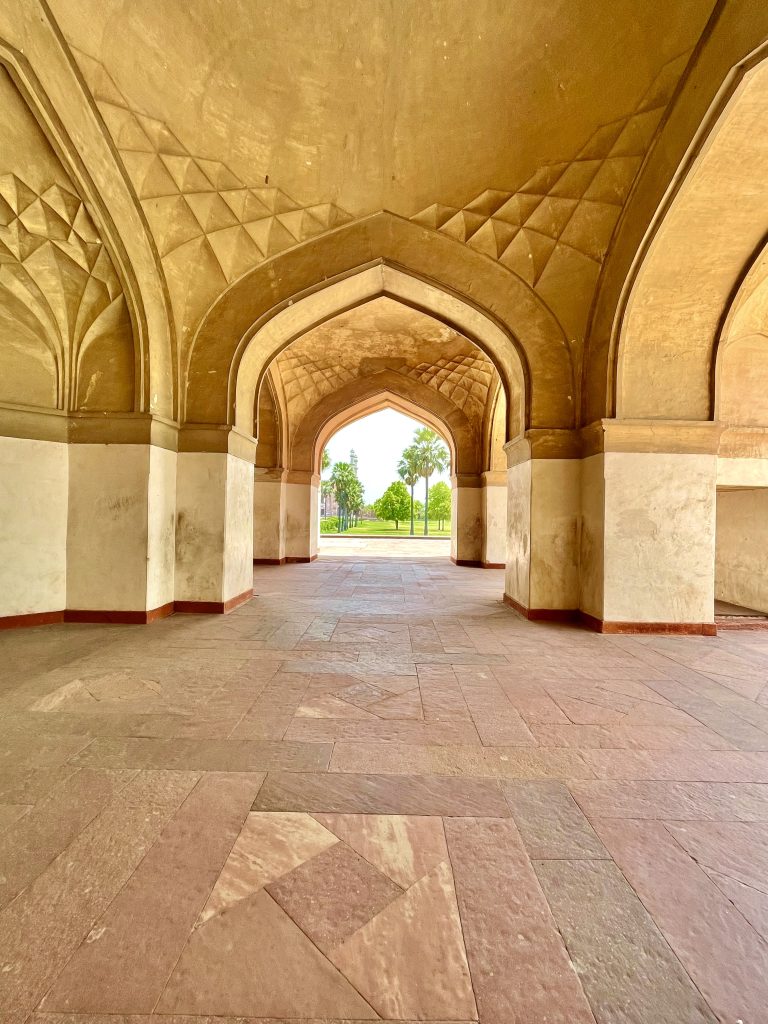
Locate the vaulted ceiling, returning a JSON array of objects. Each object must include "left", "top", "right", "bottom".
[
  {"left": 4, "top": 0, "right": 745, "bottom": 434},
  {"left": 272, "top": 298, "right": 497, "bottom": 427},
  {"left": 50, "top": 0, "right": 715, "bottom": 219}
]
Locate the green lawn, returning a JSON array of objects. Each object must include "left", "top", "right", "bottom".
[{"left": 323, "top": 519, "right": 451, "bottom": 537}]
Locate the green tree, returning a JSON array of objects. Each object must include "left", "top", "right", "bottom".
[
  {"left": 397, "top": 445, "right": 422, "bottom": 536},
  {"left": 320, "top": 477, "right": 334, "bottom": 519},
  {"left": 330, "top": 461, "right": 357, "bottom": 531},
  {"left": 414, "top": 499, "right": 425, "bottom": 521},
  {"left": 412, "top": 428, "right": 449, "bottom": 535},
  {"left": 321, "top": 448, "right": 331, "bottom": 474},
  {"left": 374, "top": 481, "right": 411, "bottom": 530},
  {"left": 429, "top": 480, "right": 452, "bottom": 529},
  {"left": 347, "top": 476, "right": 365, "bottom": 527}
]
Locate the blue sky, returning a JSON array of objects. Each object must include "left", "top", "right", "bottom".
[{"left": 323, "top": 409, "right": 452, "bottom": 503}]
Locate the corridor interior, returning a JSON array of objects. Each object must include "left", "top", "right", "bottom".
[
  {"left": 1, "top": 548, "right": 768, "bottom": 1023},
  {"left": 2, "top": 1, "right": 768, "bottom": 1018}
]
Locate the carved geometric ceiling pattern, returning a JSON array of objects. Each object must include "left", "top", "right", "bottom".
[
  {"left": 277, "top": 347, "right": 494, "bottom": 428},
  {"left": 277, "top": 354, "right": 359, "bottom": 416},
  {"left": 72, "top": 49, "right": 352, "bottom": 338},
  {"left": 70, "top": 46, "right": 687, "bottom": 354},
  {"left": 274, "top": 300, "right": 497, "bottom": 428},
  {"left": 411, "top": 55, "right": 687, "bottom": 288},
  {"left": 0, "top": 173, "right": 127, "bottom": 409},
  {"left": 404, "top": 353, "right": 494, "bottom": 414}
]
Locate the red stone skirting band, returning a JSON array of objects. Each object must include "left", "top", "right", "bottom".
[
  {"left": 0, "top": 609, "right": 66, "bottom": 630},
  {"left": 503, "top": 594, "right": 718, "bottom": 635},
  {"left": 253, "top": 561, "right": 319, "bottom": 569},
  {"left": 253, "top": 556, "right": 318, "bottom": 564},
  {"left": 502, "top": 594, "right": 575, "bottom": 622},
  {"left": 451, "top": 557, "right": 504, "bottom": 569},
  {"left": 0, "top": 590, "right": 254, "bottom": 630}
]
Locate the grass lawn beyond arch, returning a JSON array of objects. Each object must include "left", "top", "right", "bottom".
[{"left": 322, "top": 519, "right": 451, "bottom": 537}]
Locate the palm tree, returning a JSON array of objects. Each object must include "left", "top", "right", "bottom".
[
  {"left": 398, "top": 445, "right": 421, "bottom": 536},
  {"left": 321, "top": 448, "right": 331, "bottom": 473},
  {"left": 412, "top": 428, "right": 449, "bottom": 535},
  {"left": 330, "top": 461, "right": 356, "bottom": 531},
  {"left": 347, "top": 477, "right": 364, "bottom": 527}
]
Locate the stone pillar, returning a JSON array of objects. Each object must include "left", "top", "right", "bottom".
[
  {"left": 0, "top": 435, "right": 68, "bottom": 623},
  {"left": 450, "top": 475, "right": 483, "bottom": 566},
  {"left": 253, "top": 468, "right": 286, "bottom": 564},
  {"left": 66, "top": 443, "right": 177, "bottom": 618},
  {"left": 504, "top": 433, "right": 580, "bottom": 618},
  {"left": 481, "top": 470, "right": 507, "bottom": 568},
  {"left": 284, "top": 471, "right": 319, "bottom": 562},
  {"left": 175, "top": 430, "right": 255, "bottom": 611},
  {"left": 580, "top": 421, "right": 718, "bottom": 633},
  {"left": 714, "top": 446, "right": 768, "bottom": 614},
  {"left": 715, "top": 489, "right": 768, "bottom": 613}
]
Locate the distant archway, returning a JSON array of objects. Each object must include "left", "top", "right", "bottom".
[
  {"left": 184, "top": 213, "right": 575, "bottom": 434},
  {"left": 291, "top": 376, "right": 473, "bottom": 477}
]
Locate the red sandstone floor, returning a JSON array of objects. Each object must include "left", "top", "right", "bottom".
[{"left": 1, "top": 554, "right": 768, "bottom": 1023}]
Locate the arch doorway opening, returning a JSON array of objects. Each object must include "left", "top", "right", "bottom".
[
  {"left": 251, "top": 292, "right": 512, "bottom": 571},
  {"left": 319, "top": 408, "right": 454, "bottom": 559}
]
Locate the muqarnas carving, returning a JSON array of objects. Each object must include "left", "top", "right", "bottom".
[
  {"left": 0, "top": 68, "right": 133, "bottom": 412},
  {"left": 275, "top": 315, "right": 495, "bottom": 427},
  {"left": 73, "top": 50, "right": 352, "bottom": 340},
  {"left": 412, "top": 55, "right": 689, "bottom": 343}
]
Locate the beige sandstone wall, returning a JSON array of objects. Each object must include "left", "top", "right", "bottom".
[
  {"left": 579, "top": 454, "right": 605, "bottom": 620},
  {"left": 601, "top": 452, "right": 716, "bottom": 624},
  {"left": 451, "top": 485, "right": 483, "bottom": 564},
  {"left": 175, "top": 452, "right": 254, "bottom": 604},
  {"left": 0, "top": 437, "right": 68, "bottom": 617},
  {"left": 716, "top": 488, "right": 768, "bottom": 613},
  {"left": 529, "top": 460, "right": 581, "bottom": 611},
  {"left": 146, "top": 447, "right": 177, "bottom": 610},
  {"left": 253, "top": 474, "right": 286, "bottom": 562},
  {"left": 482, "top": 481, "right": 507, "bottom": 566},
  {"left": 67, "top": 445, "right": 152, "bottom": 611},
  {"left": 505, "top": 460, "right": 531, "bottom": 607},
  {"left": 284, "top": 481, "right": 319, "bottom": 561},
  {"left": 223, "top": 456, "right": 255, "bottom": 600}
]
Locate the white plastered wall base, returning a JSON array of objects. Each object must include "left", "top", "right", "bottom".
[
  {"left": 451, "top": 484, "right": 483, "bottom": 564},
  {"left": 253, "top": 472, "right": 286, "bottom": 562},
  {"left": 67, "top": 444, "right": 178, "bottom": 612},
  {"left": 505, "top": 455, "right": 580, "bottom": 612},
  {"left": 0, "top": 436, "right": 68, "bottom": 618},
  {"left": 175, "top": 452, "right": 254, "bottom": 604},
  {"left": 715, "top": 487, "right": 768, "bottom": 614},
  {"left": 600, "top": 451, "right": 716, "bottom": 624},
  {"left": 482, "top": 478, "right": 507, "bottom": 566},
  {"left": 284, "top": 480, "right": 319, "bottom": 561}
]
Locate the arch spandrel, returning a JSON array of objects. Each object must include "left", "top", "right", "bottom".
[
  {"left": 714, "top": 237, "right": 768, "bottom": 428},
  {"left": 611, "top": 53, "right": 768, "bottom": 422},
  {"left": 0, "top": 16, "right": 177, "bottom": 418},
  {"left": 289, "top": 372, "right": 477, "bottom": 476},
  {"left": 184, "top": 213, "right": 574, "bottom": 434}
]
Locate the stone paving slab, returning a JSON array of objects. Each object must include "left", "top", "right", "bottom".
[{"left": 1, "top": 553, "right": 768, "bottom": 1022}]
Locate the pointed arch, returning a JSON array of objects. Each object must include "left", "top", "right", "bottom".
[
  {"left": 614, "top": 49, "right": 768, "bottom": 420},
  {"left": 289, "top": 372, "right": 476, "bottom": 476},
  {"left": 184, "top": 212, "right": 575, "bottom": 435}
]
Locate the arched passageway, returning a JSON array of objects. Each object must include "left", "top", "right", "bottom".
[
  {"left": 590, "top": 46, "right": 768, "bottom": 630},
  {"left": 2, "top": 7, "right": 768, "bottom": 638},
  {"left": 5, "top": 7, "right": 768, "bottom": 1023},
  {"left": 250, "top": 295, "right": 510, "bottom": 569}
]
